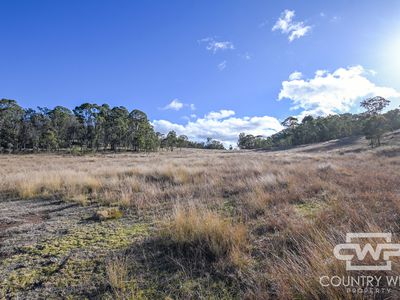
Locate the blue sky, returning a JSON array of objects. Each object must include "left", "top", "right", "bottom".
[{"left": 1, "top": 0, "right": 400, "bottom": 145}]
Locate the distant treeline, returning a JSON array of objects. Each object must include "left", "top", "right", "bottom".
[
  {"left": 2, "top": 97, "right": 397, "bottom": 154},
  {"left": 238, "top": 97, "right": 400, "bottom": 149},
  {"left": 0, "top": 99, "right": 224, "bottom": 153}
]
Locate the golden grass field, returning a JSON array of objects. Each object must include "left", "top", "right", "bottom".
[{"left": 1, "top": 133, "right": 400, "bottom": 299}]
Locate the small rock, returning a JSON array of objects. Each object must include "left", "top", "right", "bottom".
[
  {"left": 94, "top": 208, "right": 123, "bottom": 221},
  {"left": 49, "top": 257, "right": 58, "bottom": 263}
]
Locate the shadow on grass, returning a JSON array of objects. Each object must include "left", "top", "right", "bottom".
[{"left": 121, "top": 237, "right": 245, "bottom": 299}]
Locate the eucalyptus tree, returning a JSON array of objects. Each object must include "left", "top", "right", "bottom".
[
  {"left": 48, "top": 106, "right": 75, "bottom": 149},
  {"left": 165, "top": 130, "right": 177, "bottom": 151},
  {"left": 281, "top": 116, "right": 298, "bottom": 128},
  {"left": 0, "top": 99, "right": 24, "bottom": 151},
  {"left": 73, "top": 103, "right": 101, "bottom": 149},
  {"left": 361, "top": 96, "right": 390, "bottom": 115},
  {"left": 177, "top": 135, "right": 188, "bottom": 150},
  {"left": 106, "top": 106, "right": 129, "bottom": 151},
  {"left": 128, "top": 109, "right": 148, "bottom": 151},
  {"left": 360, "top": 96, "right": 391, "bottom": 147}
]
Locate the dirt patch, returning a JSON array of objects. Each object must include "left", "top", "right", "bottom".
[
  {"left": 22, "top": 213, "right": 45, "bottom": 225},
  {"left": 0, "top": 198, "right": 149, "bottom": 299},
  {"left": 0, "top": 219, "right": 21, "bottom": 232},
  {"left": 0, "top": 220, "right": 22, "bottom": 248}
]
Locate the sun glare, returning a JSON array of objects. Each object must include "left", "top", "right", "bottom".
[{"left": 383, "top": 32, "right": 400, "bottom": 74}]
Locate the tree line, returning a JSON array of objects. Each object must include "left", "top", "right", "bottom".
[
  {"left": 238, "top": 96, "right": 400, "bottom": 150},
  {"left": 4, "top": 96, "right": 396, "bottom": 153},
  {"left": 0, "top": 99, "right": 225, "bottom": 153}
]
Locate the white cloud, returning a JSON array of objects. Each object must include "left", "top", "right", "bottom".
[
  {"left": 152, "top": 110, "right": 283, "bottom": 147},
  {"left": 315, "top": 70, "right": 327, "bottom": 77},
  {"left": 161, "top": 99, "right": 196, "bottom": 111},
  {"left": 205, "top": 109, "right": 235, "bottom": 120},
  {"left": 288, "top": 25, "right": 311, "bottom": 42},
  {"left": 199, "top": 37, "right": 235, "bottom": 53},
  {"left": 272, "top": 9, "right": 311, "bottom": 42},
  {"left": 162, "top": 99, "right": 183, "bottom": 111},
  {"left": 289, "top": 71, "right": 302, "bottom": 80},
  {"left": 217, "top": 60, "right": 227, "bottom": 71},
  {"left": 278, "top": 65, "right": 400, "bottom": 119}
]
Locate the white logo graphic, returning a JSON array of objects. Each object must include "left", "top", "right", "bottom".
[{"left": 333, "top": 233, "right": 400, "bottom": 271}]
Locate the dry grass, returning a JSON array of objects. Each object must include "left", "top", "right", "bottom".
[
  {"left": 161, "top": 205, "right": 249, "bottom": 268},
  {"left": 1, "top": 139, "right": 400, "bottom": 298},
  {"left": 106, "top": 256, "right": 145, "bottom": 300},
  {"left": 107, "top": 257, "right": 129, "bottom": 292}
]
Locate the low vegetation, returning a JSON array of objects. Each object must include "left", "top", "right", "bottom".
[{"left": 1, "top": 131, "right": 400, "bottom": 298}]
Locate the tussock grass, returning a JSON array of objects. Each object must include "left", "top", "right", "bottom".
[
  {"left": 1, "top": 143, "right": 400, "bottom": 298},
  {"left": 5, "top": 170, "right": 100, "bottom": 199},
  {"left": 161, "top": 205, "right": 248, "bottom": 267},
  {"left": 107, "top": 257, "right": 129, "bottom": 292},
  {"left": 106, "top": 256, "right": 145, "bottom": 300}
]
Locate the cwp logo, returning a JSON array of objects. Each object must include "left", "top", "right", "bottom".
[{"left": 334, "top": 233, "right": 400, "bottom": 271}]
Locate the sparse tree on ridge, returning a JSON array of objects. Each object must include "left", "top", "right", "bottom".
[
  {"left": 361, "top": 96, "right": 391, "bottom": 147},
  {"left": 360, "top": 96, "right": 390, "bottom": 115},
  {"left": 385, "top": 108, "right": 400, "bottom": 131},
  {"left": 301, "top": 115, "right": 314, "bottom": 124},
  {"left": 281, "top": 116, "right": 298, "bottom": 128},
  {"left": 237, "top": 101, "right": 400, "bottom": 150}
]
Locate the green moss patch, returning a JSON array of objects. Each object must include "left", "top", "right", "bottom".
[{"left": 0, "top": 220, "right": 149, "bottom": 296}]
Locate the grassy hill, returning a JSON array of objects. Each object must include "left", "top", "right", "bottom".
[{"left": 1, "top": 131, "right": 399, "bottom": 299}]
